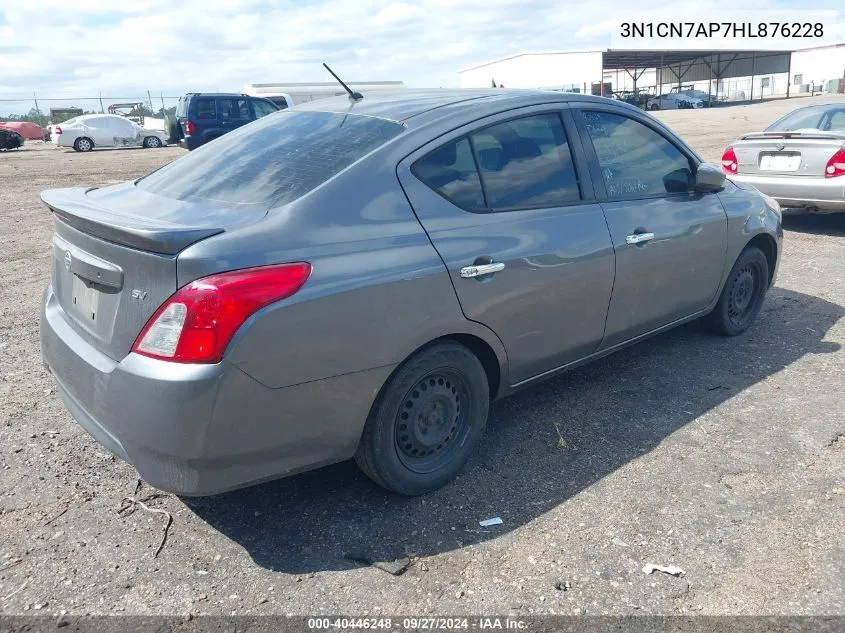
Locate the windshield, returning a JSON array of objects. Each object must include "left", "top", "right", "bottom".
[
  {"left": 137, "top": 110, "right": 405, "bottom": 208},
  {"left": 766, "top": 106, "right": 845, "bottom": 132}
]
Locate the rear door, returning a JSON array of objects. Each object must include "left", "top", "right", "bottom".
[
  {"left": 398, "top": 106, "right": 616, "bottom": 385},
  {"left": 218, "top": 97, "right": 253, "bottom": 132},
  {"left": 111, "top": 116, "right": 140, "bottom": 147},
  {"left": 86, "top": 118, "right": 114, "bottom": 147},
  {"left": 572, "top": 105, "right": 728, "bottom": 348}
]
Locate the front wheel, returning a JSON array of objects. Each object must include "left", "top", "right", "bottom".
[
  {"left": 648, "top": 103, "right": 659, "bottom": 111},
  {"left": 702, "top": 246, "right": 769, "bottom": 336},
  {"left": 143, "top": 136, "right": 162, "bottom": 148},
  {"left": 355, "top": 342, "right": 490, "bottom": 495}
]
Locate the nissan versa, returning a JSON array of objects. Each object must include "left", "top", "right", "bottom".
[{"left": 40, "top": 90, "right": 783, "bottom": 496}]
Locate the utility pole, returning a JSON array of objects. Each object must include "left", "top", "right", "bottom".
[{"left": 33, "top": 93, "right": 44, "bottom": 125}]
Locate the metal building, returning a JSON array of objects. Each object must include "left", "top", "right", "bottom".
[{"left": 458, "top": 43, "right": 845, "bottom": 101}]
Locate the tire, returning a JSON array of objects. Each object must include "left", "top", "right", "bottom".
[
  {"left": 649, "top": 103, "right": 659, "bottom": 111},
  {"left": 143, "top": 136, "right": 162, "bottom": 148},
  {"left": 355, "top": 342, "right": 490, "bottom": 495},
  {"left": 73, "top": 137, "right": 93, "bottom": 152},
  {"left": 702, "top": 246, "right": 769, "bottom": 336}
]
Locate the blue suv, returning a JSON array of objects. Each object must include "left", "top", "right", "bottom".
[{"left": 175, "top": 93, "right": 280, "bottom": 150}]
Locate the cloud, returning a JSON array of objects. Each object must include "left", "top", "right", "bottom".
[
  {"left": 373, "top": 2, "right": 421, "bottom": 26},
  {"left": 0, "top": 0, "right": 842, "bottom": 112}
]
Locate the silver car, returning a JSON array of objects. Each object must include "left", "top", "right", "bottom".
[
  {"left": 722, "top": 103, "right": 845, "bottom": 213},
  {"left": 40, "top": 90, "right": 782, "bottom": 497}
]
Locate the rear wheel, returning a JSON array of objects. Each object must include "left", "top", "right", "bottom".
[
  {"left": 702, "top": 246, "right": 769, "bottom": 336},
  {"left": 143, "top": 136, "right": 162, "bottom": 148},
  {"left": 355, "top": 342, "right": 490, "bottom": 495},
  {"left": 649, "top": 103, "right": 659, "bottom": 111},
  {"left": 73, "top": 137, "right": 93, "bottom": 152}
]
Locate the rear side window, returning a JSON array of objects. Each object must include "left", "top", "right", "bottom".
[
  {"left": 767, "top": 107, "right": 825, "bottom": 131},
  {"left": 413, "top": 138, "right": 485, "bottom": 209},
  {"left": 219, "top": 98, "right": 251, "bottom": 121},
  {"left": 194, "top": 98, "right": 216, "bottom": 120},
  {"left": 582, "top": 111, "right": 693, "bottom": 199},
  {"left": 137, "top": 111, "right": 405, "bottom": 208},
  {"left": 413, "top": 112, "right": 581, "bottom": 212}
]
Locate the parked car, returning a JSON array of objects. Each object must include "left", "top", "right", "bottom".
[
  {"left": 0, "top": 121, "right": 47, "bottom": 140},
  {"left": 721, "top": 103, "right": 845, "bottom": 214},
  {"left": 674, "top": 89, "right": 719, "bottom": 107},
  {"left": 174, "top": 93, "right": 280, "bottom": 150},
  {"left": 647, "top": 93, "right": 704, "bottom": 110},
  {"left": 40, "top": 90, "right": 782, "bottom": 497},
  {"left": 610, "top": 90, "right": 651, "bottom": 109},
  {"left": 52, "top": 114, "right": 166, "bottom": 152},
  {"left": 0, "top": 128, "right": 24, "bottom": 151}
]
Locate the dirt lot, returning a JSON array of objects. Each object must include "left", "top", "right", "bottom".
[{"left": 0, "top": 96, "right": 843, "bottom": 618}]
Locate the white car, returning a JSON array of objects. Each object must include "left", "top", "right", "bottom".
[
  {"left": 51, "top": 114, "right": 166, "bottom": 152},
  {"left": 647, "top": 93, "right": 704, "bottom": 111}
]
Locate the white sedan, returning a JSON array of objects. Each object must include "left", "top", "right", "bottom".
[
  {"left": 647, "top": 93, "right": 704, "bottom": 111},
  {"left": 51, "top": 114, "right": 166, "bottom": 152}
]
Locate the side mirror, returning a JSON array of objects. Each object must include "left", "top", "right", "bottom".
[{"left": 694, "top": 163, "right": 726, "bottom": 192}]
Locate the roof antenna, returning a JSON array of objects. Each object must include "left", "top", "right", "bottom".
[{"left": 323, "top": 63, "right": 363, "bottom": 102}]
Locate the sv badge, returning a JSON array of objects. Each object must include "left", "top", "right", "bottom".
[{"left": 131, "top": 289, "right": 148, "bottom": 300}]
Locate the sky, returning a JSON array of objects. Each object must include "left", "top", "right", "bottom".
[{"left": 0, "top": 0, "right": 843, "bottom": 111}]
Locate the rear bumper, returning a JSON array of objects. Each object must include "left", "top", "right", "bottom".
[
  {"left": 730, "top": 173, "right": 845, "bottom": 212},
  {"left": 178, "top": 136, "right": 202, "bottom": 151},
  {"left": 41, "top": 285, "right": 391, "bottom": 496}
]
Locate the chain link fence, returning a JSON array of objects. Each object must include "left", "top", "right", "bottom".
[{"left": 0, "top": 93, "right": 183, "bottom": 127}]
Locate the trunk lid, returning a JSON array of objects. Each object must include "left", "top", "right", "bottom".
[
  {"left": 732, "top": 131, "right": 845, "bottom": 177},
  {"left": 43, "top": 184, "right": 267, "bottom": 360}
]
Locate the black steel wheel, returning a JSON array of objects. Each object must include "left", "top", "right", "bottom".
[
  {"left": 355, "top": 342, "right": 490, "bottom": 495},
  {"left": 394, "top": 369, "right": 472, "bottom": 474},
  {"left": 703, "top": 246, "right": 769, "bottom": 336}
]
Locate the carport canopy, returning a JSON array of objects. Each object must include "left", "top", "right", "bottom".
[{"left": 602, "top": 49, "right": 793, "bottom": 99}]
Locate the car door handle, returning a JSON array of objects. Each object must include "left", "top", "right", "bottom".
[
  {"left": 626, "top": 232, "right": 655, "bottom": 245},
  {"left": 460, "top": 262, "right": 506, "bottom": 278}
]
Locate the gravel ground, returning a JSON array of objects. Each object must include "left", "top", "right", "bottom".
[{"left": 0, "top": 96, "right": 843, "bottom": 618}]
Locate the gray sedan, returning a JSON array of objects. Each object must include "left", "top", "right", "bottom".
[
  {"left": 40, "top": 90, "right": 782, "bottom": 496},
  {"left": 722, "top": 103, "right": 845, "bottom": 213}
]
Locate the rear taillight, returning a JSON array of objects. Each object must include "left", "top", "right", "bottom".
[
  {"left": 721, "top": 147, "right": 738, "bottom": 174},
  {"left": 184, "top": 120, "right": 197, "bottom": 136},
  {"left": 132, "top": 263, "right": 312, "bottom": 363},
  {"left": 824, "top": 148, "right": 845, "bottom": 178},
  {"left": 54, "top": 126, "right": 62, "bottom": 135}
]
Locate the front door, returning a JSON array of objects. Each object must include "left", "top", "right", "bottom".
[
  {"left": 399, "top": 108, "right": 616, "bottom": 385},
  {"left": 572, "top": 106, "right": 728, "bottom": 348}
]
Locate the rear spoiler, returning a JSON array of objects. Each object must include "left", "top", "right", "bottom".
[
  {"left": 41, "top": 187, "right": 223, "bottom": 256},
  {"left": 739, "top": 130, "right": 845, "bottom": 141}
]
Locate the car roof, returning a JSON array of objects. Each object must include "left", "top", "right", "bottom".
[
  {"left": 183, "top": 93, "right": 256, "bottom": 98},
  {"left": 293, "top": 89, "right": 638, "bottom": 125},
  {"left": 75, "top": 114, "right": 131, "bottom": 122}
]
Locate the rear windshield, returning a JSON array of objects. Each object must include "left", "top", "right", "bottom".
[
  {"left": 767, "top": 106, "right": 845, "bottom": 132},
  {"left": 137, "top": 111, "right": 405, "bottom": 208}
]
